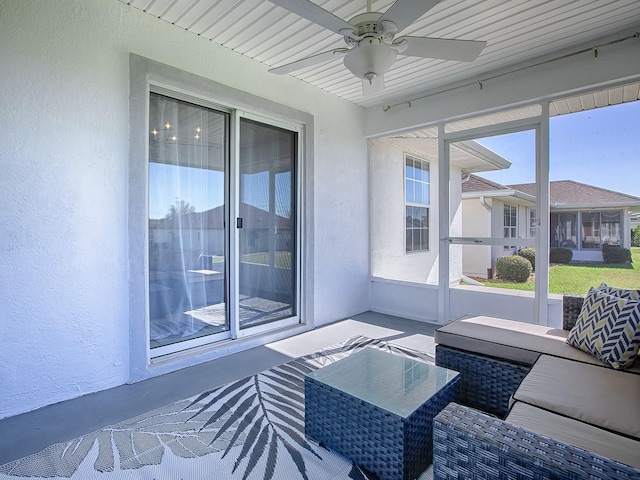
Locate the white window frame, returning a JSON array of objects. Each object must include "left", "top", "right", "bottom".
[
  {"left": 404, "top": 154, "right": 430, "bottom": 253},
  {"left": 529, "top": 208, "right": 537, "bottom": 238},
  {"left": 504, "top": 204, "right": 517, "bottom": 249}
]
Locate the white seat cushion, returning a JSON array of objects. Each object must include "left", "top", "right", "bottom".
[{"left": 506, "top": 402, "right": 640, "bottom": 469}]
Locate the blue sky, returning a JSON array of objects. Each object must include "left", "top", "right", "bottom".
[{"left": 475, "top": 101, "right": 640, "bottom": 198}]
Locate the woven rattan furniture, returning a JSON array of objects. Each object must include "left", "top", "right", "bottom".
[
  {"left": 432, "top": 294, "right": 640, "bottom": 479},
  {"left": 435, "top": 294, "right": 587, "bottom": 418},
  {"left": 305, "top": 348, "right": 459, "bottom": 480},
  {"left": 433, "top": 403, "right": 640, "bottom": 480}
]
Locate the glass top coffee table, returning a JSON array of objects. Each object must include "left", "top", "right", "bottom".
[{"left": 305, "top": 347, "right": 459, "bottom": 480}]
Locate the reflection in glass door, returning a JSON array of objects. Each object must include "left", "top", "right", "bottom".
[
  {"left": 148, "top": 93, "right": 229, "bottom": 353},
  {"left": 238, "top": 118, "right": 297, "bottom": 331}
]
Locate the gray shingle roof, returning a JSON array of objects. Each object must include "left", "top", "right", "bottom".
[
  {"left": 462, "top": 175, "right": 509, "bottom": 193},
  {"left": 508, "top": 180, "right": 640, "bottom": 205},
  {"left": 462, "top": 174, "right": 640, "bottom": 206}
]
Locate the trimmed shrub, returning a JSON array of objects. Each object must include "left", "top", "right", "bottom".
[
  {"left": 632, "top": 226, "right": 640, "bottom": 248},
  {"left": 549, "top": 247, "right": 573, "bottom": 264},
  {"left": 517, "top": 248, "right": 535, "bottom": 271},
  {"left": 495, "top": 255, "right": 532, "bottom": 282},
  {"left": 602, "top": 244, "right": 632, "bottom": 263}
]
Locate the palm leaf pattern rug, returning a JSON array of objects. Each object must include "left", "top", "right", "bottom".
[{"left": 0, "top": 336, "right": 434, "bottom": 480}]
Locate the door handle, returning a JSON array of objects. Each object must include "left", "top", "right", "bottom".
[{"left": 236, "top": 217, "right": 243, "bottom": 229}]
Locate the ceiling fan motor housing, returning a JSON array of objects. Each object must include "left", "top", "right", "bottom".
[{"left": 343, "top": 12, "right": 397, "bottom": 45}]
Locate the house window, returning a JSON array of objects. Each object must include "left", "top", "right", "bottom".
[
  {"left": 405, "top": 155, "right": 430, "bottom": 252},
  {"left": 504, "top": 204, "right": 517, "bottom": 248},
  {"left": 529, "top": 208, "right": 536, "bottom": 238}
]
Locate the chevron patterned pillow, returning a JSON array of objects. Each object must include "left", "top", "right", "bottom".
[
  {"left": 567, "top": 286, "right": 640, "bottom": 369},
  {"left": 599, "top": 283, "right": 640, "bottom": 301}
]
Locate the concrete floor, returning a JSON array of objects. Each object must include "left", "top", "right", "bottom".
[{"left": 0, "top": 311, "right": 437, "bottom": 466}]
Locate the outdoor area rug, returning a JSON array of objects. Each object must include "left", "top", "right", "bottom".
[{"left": 0, "top": 336, "right": 435, "bottom": 480}]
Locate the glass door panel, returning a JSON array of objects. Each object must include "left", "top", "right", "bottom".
[
  {"left": 148, "top": 93, "right": 229, "bottom": 352},
  {"left": 238, "top": 118, "right": 297, "bottom": 330}
]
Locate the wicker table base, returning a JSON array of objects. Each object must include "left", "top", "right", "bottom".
[{"left": 305, "top": 349, "right": 460, "bottom": 480}]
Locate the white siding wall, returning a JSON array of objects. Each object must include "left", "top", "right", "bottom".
[{"left": 0, "top": 0, "right": 368, "bottom": 419}]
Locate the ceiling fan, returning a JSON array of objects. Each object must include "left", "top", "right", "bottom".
[{"left": 268, "top": 0, "right": 487, "bottom": 95}]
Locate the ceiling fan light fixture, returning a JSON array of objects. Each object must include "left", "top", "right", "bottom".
[{"left": 343, "top": 41, "right": 397, "bottom": 82}]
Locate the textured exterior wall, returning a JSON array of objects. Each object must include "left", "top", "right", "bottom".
[
  {"left": 370, "top": 140, "right": 441, "bottom": 284},
  {"left": 369, "top": 140, "right": 463, "bottom": 285},
  {"left": 0, "top": 0, "right": 368, "bottom": 418}
]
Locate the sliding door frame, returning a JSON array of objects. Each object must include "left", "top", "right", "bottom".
[
  {"left": 231, "top": 111, "right": 303, "bottom": 339},
  {"left": 129, "top": 55, "right": 313, "bottom": 381}
]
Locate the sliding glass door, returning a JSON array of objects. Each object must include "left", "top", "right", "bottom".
[
  {"left": 237, "top": 118, "right": 297, "bottom": 332},
  {"left": 148, "top": 93, "right": 300, "bottom": 356}
]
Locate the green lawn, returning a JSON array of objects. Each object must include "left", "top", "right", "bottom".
[
  {"left": 241, "top": 252, "right": 292, "bottom": 268},
  {"left": 476, "top": 247, "right": 640, "bottom": 295}
]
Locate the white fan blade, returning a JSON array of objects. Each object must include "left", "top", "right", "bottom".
[
  {"left": 379, "top": 0, "right": 441, "bottom": 33},
  {"left": 399, "top": 36, "right": 487, "bottom": 61},
  {"left": 362, "top": 76, "right": 385, "bottom": 96},
  {"left": 269, "top": 48, "right": 348, "bottom": 75},
  {"left": 268, "top": 0, "right": 354, "bottom": 36}
]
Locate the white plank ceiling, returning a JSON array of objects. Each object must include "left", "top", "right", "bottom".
[{"left": 119, "top": 0, "right": 640, "bottom": 108}]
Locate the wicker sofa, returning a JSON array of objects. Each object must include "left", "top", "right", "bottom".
[{"left": 432, "top": 295, "right": 640, "bottom": 479}]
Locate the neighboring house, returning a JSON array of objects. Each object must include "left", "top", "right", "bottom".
[{"left": 462, "top": 175, "right": 640, "bottom": 276}]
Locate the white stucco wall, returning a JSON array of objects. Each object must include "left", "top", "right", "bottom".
[
  {"left": 369, "top": 139, "right": 465, "bottom": 319},
  {"left": 369, "top": 139, "right": 464, "bottom": 285},
  {"left": 0, "top": 0, "right": 368, "bottom": 419},
  {"left": 370, "top": 140, "right": 440, "bottom": 283}
]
